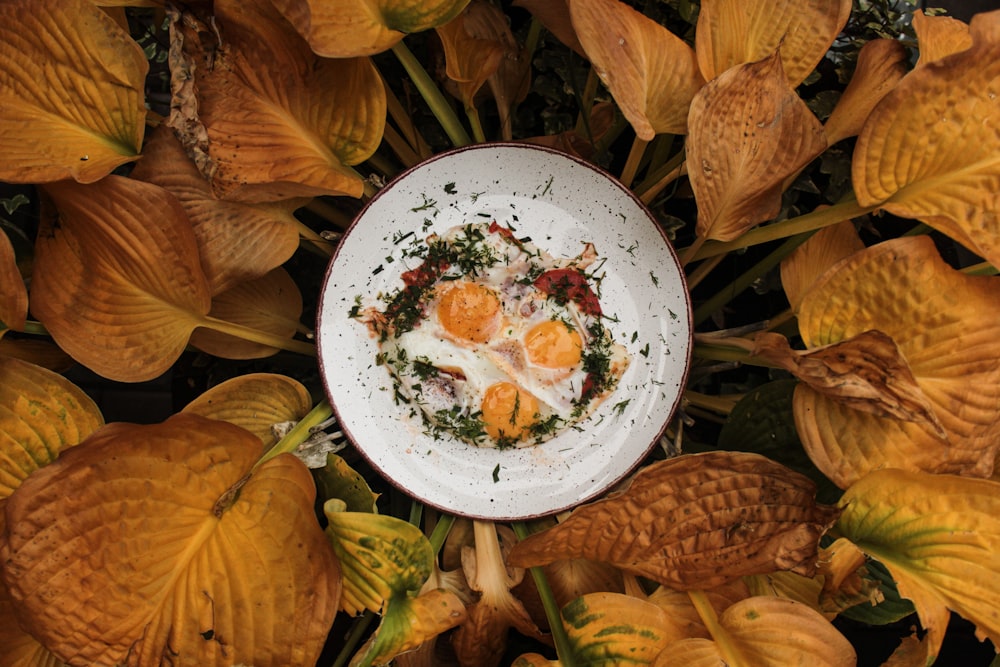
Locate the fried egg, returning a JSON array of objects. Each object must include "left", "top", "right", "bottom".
[{"left": 359, "top": 222, "right": 630, "bottom": 448}]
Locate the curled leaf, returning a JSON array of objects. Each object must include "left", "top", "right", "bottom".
[
  {"left": 853, "top": 9, "right": 1000, "bottom": 266},
  {"left": 0, "top": 0, "right": 146, "bottom": 184},
  {"left": 351, "top": 589, "right": 467, "bottom": 667},
  {"left": 687, "top": 51, "right": 827, "bottom": 242},
  {"left": 0, "top": 414, "right": 340, "bottom": 666},
  {"left": 314, "top": 454, "right": 380, "bottom": 514},
  {"left": 436, "top": 3, "right": 504, "bottom": 110},
  {"left": 824, "top": 38, "right": 908, "bottom": 146},
  {"left": 569, "top": 0, "right": 705, "bottom": 138},
  {"left": 507, "top": 451, "right": 840, "bottom": 590},
  {"left": 912, "top": 10, "right": 973, "bottom": 67}
]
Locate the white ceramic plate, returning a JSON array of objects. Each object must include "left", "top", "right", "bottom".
[{"left": 317, "top": 143, "right": 691, "bottom": 520}]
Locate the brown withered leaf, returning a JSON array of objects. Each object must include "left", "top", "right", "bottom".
[
  {"left": 0, "top": 232, "right": 26, "bottom": 332},
  {"left": 695, "top": 0, "right": 851, "bottom": 86},
  {"left": 269, "top": 0, "right": 470, "bottom": 57},
  {"left": 0, "top": 414, "right": 340, "bottom": 666},
  {"left": 131, "top": 126, "right": 306, "bottom": 295},
  {"left": 780, "top": 219, "right": 865, "bottom": 311},
  {"left": 0, "top": 0, "right": 146, "bottom": 184},
  {"left": 507, "top": 451, "right": 840, "bottom": 590},
  {"left": 436, "top": 3, "right": 505, "bottom": 110},
  {"left": 569, "top": 0, "right": 705, "bottom": 138},
  {"left": 189, "top": 268, "right": 304, "bottom": 360},
  {"left": 687, "top": 52, "right": 827, "bottom": 242},
  {"left": 824, "top": 38, "right": 908, "bottom": 146},
  {"left": 0, "top": 339, "right": 74, "bottom": 373},
  {"left": 513, "top": 0, "right": 584, "bottom": 57},
  {"left": 182, "top": 373, "right": 312, "bottom": 447},
  {"left": 752, "top": 330, "right": 946, "bottom": 439},
  {"left": 853, "top": 10, "right": 1000, "bottom": 267},
  {"left": 912, "top": 10, "right": 973, "bottom": 67},
  {"left": 31, "top": 177, "right": 212, "bottom": 382},
  {"left": 794, "top": 236, "right": 1000, "bottom": 489}
]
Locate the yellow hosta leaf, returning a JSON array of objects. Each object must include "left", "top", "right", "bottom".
[
  {"left": 324, "top": 499, "right": 434, "bottom": 616},
  {"left": 752, "top": 330, "right": 946, "bottom": 438},
  {"left": 0, "top": 357, "right": 103, "bottom": 499},
  {"left": 647, "top": 580, "right": 751, "bottom": 642},
  {"left": 794, "top": 236, "right": 1000, "bottom": 488},
  {"left": 559, "top": 592, "right": 674, "bottom": 663},
  {"left": 315, "top": 454, "right": 381, "bottom": 514},
  {"left": 569, "top": 0, "right": 705, "bottom": 138},
  {"left": 695, "top": 0, "right": 851, "bottom": 86},
  {"left": 912, "top": 10, "right": 973, "bottom": 67},
  {"left": 31, "top": 177, "right": 211, "bottom": 382},
  {"left": 837, "top": 468, "right": 1000, "bottom": 663},
  {"left": 189, "top": 268, "right": 303, "bottom": 360},
  {"left": 268, "top": 0, "right": 470, "bottom": 57},
  {"left": 0, "top": 0, "right": 146, "bottom": 184},
  {"left": 658, "top": 596, "right": 856, "bottom": 666},
  {"left": 182, "top": 373, "right": 312, "bottom": 447},
  {"left": 0, "top": 232, "right": 25, "bottom": 333},
  {"left": 507, "top": 451, "right": 840, "bottom": 590},
  {"left": 687, "top": 51, "right": 827, "bottom": 242},
  {"left": 853, "top": 10, "right": 1000, "bottom": 267},
  {"left": 0, "top": 414, "right": 340, "bottom": 666},
  {"left": 436, "top": 4, "right": 504, "bottom": 110},
  {"left": 824, "top": 38, "right": 908, "bottom": 146},
  {"left": 351, "top": 588, "right": 466, "bottom": 667},
  {"left": 780, "top": 219, "right": 865, "bottom": 311},
  {"left": 131, "top": 126, "right": 306, "bottom": 295}
]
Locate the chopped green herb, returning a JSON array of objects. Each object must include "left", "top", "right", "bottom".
[
  {"left": 640, "top": 343, "right": 650, "bottom": 357},
  {"left": 650, "top": 271, "right": 659, "bottom": 286},
  {"left": 444, "top": 182, "right": 457, "bottom": 194},
  {"left": 612, "top": 399, "right": 630, "bottom": 416},
  {"left": 492, "top": 464, "right": 501, "bottom": 483}
]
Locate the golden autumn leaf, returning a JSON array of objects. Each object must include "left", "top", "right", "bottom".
[
  {"left": 315, "top": 454, "right": 381, "bottom": 514},
  {"left": 657, "top": 596, "right": 856, "bottom": 667},
  {"left": 823, "top": 38, "right": 908, "bottom": 146},
  {"left": 436, "top": 3, "right": 505, "bottom": 111},
  {"left": 268, "top": 0, "right": 471, "bottom": 57},
  {"left": 181, "top": 373, "right": 312, "bottom": 447},
  {"left": 31, "top": 177, "right": 211, "bottom": 382},
  {"left": 0, "top": 0, "right": 146, "bottom": 184},
  {"left": 189, "top": 268, "right": 304, "bottom": 360},
  {"left": 837, "top": 469, "right": 1000, "bottom": 663},
  {"left": 687, "top": 51, "right": 827, "bottom": 242},
  {"left": 0, "top": 414, "right": 341, "bottom": 666},
  {"left": 568, "top": 0, "right": 705, "bottom": 139},
  {"left": 853, "top": 9, "right": 1000, "bottom": 267},
  {"left": 793, "top": 236, "right": 1000, "bottom": 489},
  {"left": 695, "top": 0, "right": 851, "bottom": 86},
  {"left": 912, "top": 9, "right": 973, "bottom": 67},
  {"left": 780, "top": 220, "right": 865, "bottom": 311},
  {"left": 0, "top": 232, "right": 26, "bottom": 332},
  {"left": 647, "top": 579, "right": 751, "bottom": 642},
  {"left": 131, "top": 126, "right": 307, "bottom": 295},
  {"left": 0, "top": 340, "right": 74, "bottom": 373},
  {"left": 351, "top": 588, "right": 466, "bottom": 667},
  {"left": 556, "top": 592, "right": 674, "bottom": 663},
  {"left": 507, "top": 451, "right": 840, "bottom": 590},
  {"left": 0, "top": 357, "right": 103, "bottom": 500},
  {"left": 752, "top": 330, "right": 946, "bottom": 439}
]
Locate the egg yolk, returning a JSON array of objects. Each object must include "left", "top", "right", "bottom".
[
  {"left": 437, "top": 281, "right": 501, "bottom": 343},
  {"left": 481, "top": 382, "right": 540, "bottom": 441},
  {"left": 524, "top": 320, "right": 583, "bottom": 368}
]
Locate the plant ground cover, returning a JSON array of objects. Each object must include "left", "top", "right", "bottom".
[{"left": 1, "top": 0, "right": 999, "bottom": 665}]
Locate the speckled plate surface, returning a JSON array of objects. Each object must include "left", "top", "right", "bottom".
[{"left": 317, "top": 143, "right": 691, "bottom": 520}]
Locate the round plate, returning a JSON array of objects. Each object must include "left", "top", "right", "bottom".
[{"left": 317, "top": 143, "right": 691, "bottom": 520}]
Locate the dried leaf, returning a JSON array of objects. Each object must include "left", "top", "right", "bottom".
[
  {"left": 752, "top": 330, "right": 946, "bottom": 439},
  {"left": 695, "top": 0, "right": 852, "bottom": 86},
  {"left": 824, "top": 38, "right": 908, "bottom": 146},
  {"left": 780, "top": 220, "right": 864, "bottom": 311},
  {"left": 436, "top": 4, "right": 504, "bottom": 110},
  {"left": 269, "top": 0, "right": 471, "bottom": 57},
  {"left": 181, "top": 373, "right": 312, "bottom": 447},
  {"left": 0, "top": 232, "right": 26, "bottom": 332},
  {"left": 569, "top": 0, "right": 705, "bottom": 139},
  {"left": 912, "top": 10, "right": 973, "bottom": 67},
  {"left": 837, "top": 468, "right": 1000, "bottom": 663},
  {"left": 687, "top": 52, "right": 827, "bottom": 242},
  {"left": 189, "top": 268, "right": 303, "bottom": 360},
  {"left": 0, "top": 0, "right": 146, "bottom": 184},
  {"left": 507, "top": 451, "right": 840, "bottom": 590},
  {"left": 0, "top": 340, "right": 74, "bottom": 373},
  {"left": 853, "top": 10, "right": 1000, "bottom": 266},
  {"left": 513, "top": 0, "right": 584, "bottom": 57},
  {"left": 31, "top": 177, "right": 211, "bottom": 382},
  {"left": 794, "top": 236, "right": 1000, "bottom": 489},
  {"left": 0, "top": 357, "right": 103, "bottom": 500},
  {"left": 131, "top": 126, "right": 306, "bottom": 295},
  {"left": 0, "top": 414, "right": 340, "bottom": 666}
]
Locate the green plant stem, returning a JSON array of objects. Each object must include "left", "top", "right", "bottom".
[
  {"left": 619, "top": 136, "right": 648, "bottom": 188},
  {"left": 512, "top": 521, "right": 577, "bottom": 666},
  {"left": 408, "top": 500, "right": 424, "bottom": 527},
  {"left": 692, "top": 232, "right": 816, "bottom": 326},
  {"left": 20, "top": 320, "right": 49, "bottom": 336},
  {"left": 428, "top": 513, "right": 456, "bottom": 555},
  {"left": 692, "top": 342, "right": 776, "bottom": 367},
  {"left": 392, "top": 40, "right": 471, "bottom": 148},
  {"left": 688, "top": 590, "right": 746, "bottom": 665},
  {"left": 198, "top": 316, "right": 317, "bottom": 356},
  {"left": 635, "top": 150, "right": 685, "bottom": 202},
  {"left": 467, "top": 105, "right": 487, "bottom": 143},
  {"left": 330, "top": 611, "right": 378, "bottom": 667},
  {"left": 964, "top": 261, "right": 998, "bottom": 276},
  {"left": 256, "top": 400, "right": 334, "bottom": 467},
  {"left": 684, "top": 390, "right": 740, "bottom": 416},
  {"left": 682, "top": 197, "right": 877, "bottom": 261}
]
